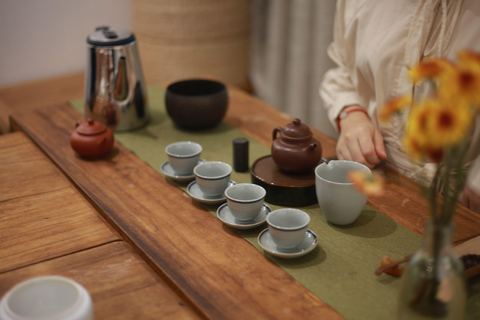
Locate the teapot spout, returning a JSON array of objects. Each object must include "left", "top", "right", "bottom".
[{"left": 304, "top": 143, "right": 317, "bottom": 152}]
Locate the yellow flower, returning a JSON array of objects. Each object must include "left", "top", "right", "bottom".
[
  {"left": 405, "top": 100, "right": 431, "bottom": 143},
  {"left": 441, "top": 66, "right": 480, "bottom": 105},
  {"left": 404, "top": 98, "right": 472, "bottom": 156},
  {"left": 408, "top": 57, "right": 455, "bottom": 83},
  {"left": 429, "top": 99, "right": 472, "bottom": 147},
  {"left": 403, "top": 129, "right": 445, "bottom": 162},
  {"left": 379, "top": 95, "right": 412, "bottom": 123},
  {"left": 458, "top": 49, "right": 480, "bottom": 68},
  {"left": 348, "top": 170, "right": 385, "bottom": 197},
  {"left": 403, "top": 134, "right": 426, "bottom": 160},
  {"left": 426, "top": 147, "right": 444, "bottom": 163},
  {"left": 435, "top": 50, "right": 480, "bottom": 105}
]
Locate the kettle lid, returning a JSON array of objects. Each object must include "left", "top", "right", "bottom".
[{"left": 87, "top": 26, "right": 135, "bottom": 46}]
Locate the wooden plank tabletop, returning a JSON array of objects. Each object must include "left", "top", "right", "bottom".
[
  {"left": 0, "top": 241, "right": 203, "bottom": 320},
  {"left": 3, "top": 73, "right": 480, "bottom": 319},
  {"left": 0, "top": 132, "right": 119, "bottom": 272},
  {"left": 224, "top": 86, "right": 480, "bottom": 244},
  {"left": 10, "top": 103, "right": 343, "bottom": 320},
  {"left": 2, "top": 72, "right": 479, "bottom": 242},
  {"left": 0, "top": 131, "right": 206, "bottom": 319}
]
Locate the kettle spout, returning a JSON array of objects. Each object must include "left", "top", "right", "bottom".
[{"left": 113, "top": 57, "right": 129, "bottom": 101}]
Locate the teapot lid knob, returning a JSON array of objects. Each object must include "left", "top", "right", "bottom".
[
  {"left": 282, "top": 118, "right": 312, "bottom": 139},
  {"left": 75, "top": 118, "right": 108, "bottom": 136}
]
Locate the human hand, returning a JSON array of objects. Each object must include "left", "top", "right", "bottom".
[
  {"left": 460, "top": 185, "right": 480, "bottom": 214},
  {"left": 336, "top": 106, "right": 387, "bottom": 169}
]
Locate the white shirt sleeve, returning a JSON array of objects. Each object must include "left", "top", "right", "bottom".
[{"left": 319, "top": 0, "right": 363, "bottom": 131}]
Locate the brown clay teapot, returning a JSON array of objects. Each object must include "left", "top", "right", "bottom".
[
  {"left": 271, "top": 118, "right": 322, "bottom": 174},
  {"left": 70, "top": 118, "right": 114, "bottom": 159}
]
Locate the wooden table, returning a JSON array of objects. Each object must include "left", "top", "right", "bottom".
[
  {"left": 1, "top": 73, "right": 480, "bottom": 319},
  {"left": 0, "top": 131, "right": 202, "bottom": 319}
]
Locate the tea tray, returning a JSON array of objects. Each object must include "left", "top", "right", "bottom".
[{"left": 250, "top": 155, "right": 318, "bottom": 207}]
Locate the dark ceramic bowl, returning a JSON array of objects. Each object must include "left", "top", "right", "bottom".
[{"left": 165, "top": 79, "right": 229, "bottom": 130}]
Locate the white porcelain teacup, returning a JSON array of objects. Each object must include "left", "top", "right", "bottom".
[
  {"left": 0, "top": 275, "right": 93, "bottom": 320},
  {"left": 194, "top": 161, "right": 232, "bottom": 198},
  {"left": 315, "top": 160, "right": 370, "bottom": 225},
  {"left": 266, "top": 208, "right": 310, "bottom": 251},
  {"left": 225, "top": 183, "right": 266, "bottom": 222},
  {"left": 165, "top": 141, "right": 202, "bottom": 176}
]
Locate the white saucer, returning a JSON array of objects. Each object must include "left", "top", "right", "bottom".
[
  {"left": 257, "top": 229, "right": 318, "bottom": 259},
  {"left": 161, "top": 159, "right": 204, "bottom": 183},
  {"left": 216, "top": 203, "right": 271, "bottom": 229},
  {"left": 187, "top": 180, "right": 236, "bottom": 205}
]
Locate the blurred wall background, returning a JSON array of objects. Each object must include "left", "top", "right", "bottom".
[
  {"left": 249, "top": 0, "right": 336, "bottom": 137},
  {"left": 0, "top": 0, "right": 131, "bottom": 87},
  {"left": 0, "top": 0, "right": 337, "bottom": 138}
]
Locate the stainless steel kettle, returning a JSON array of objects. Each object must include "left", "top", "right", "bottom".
[{"left": 84, "top": 26, "right": 150, "bottom": 131}]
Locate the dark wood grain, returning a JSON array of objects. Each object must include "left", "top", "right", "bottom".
[
  {"left": 10, "top": 104, "right": 343, "bottom": 320},
  {"left": 0, "top": 241, "right": 204, "bottom": 320},
  {"left": 0, "top": 132, "right": 120, "bottom": 273}
]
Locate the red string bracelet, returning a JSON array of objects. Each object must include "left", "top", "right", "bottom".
[{"left": 337, "top": 108, "right": 370, "bottom": 132}]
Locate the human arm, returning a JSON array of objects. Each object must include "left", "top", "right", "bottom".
[
  {"left": 319, "top": 0, "right": 386, "bottom": 168},
  {"left": 336, "top": 105, "right": 387, "bottom": 169}
]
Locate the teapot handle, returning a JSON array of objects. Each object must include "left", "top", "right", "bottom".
[{"left": 272, "top": 127, "right": 282, "bottom": 141}]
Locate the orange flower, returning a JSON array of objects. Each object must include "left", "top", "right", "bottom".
[
  {"left": 441, "top": 67, "right": 480, "bottom": 104},
  {"left": 404, "top": 100, "right": 432, "bottom": 145},
  {"left": 439, "top": 50, "right": 480, "bottom": 104},
  {"left": 428, "top": 99, "right": 472, "bottom": 148},
  {"left": 403, "top": 134, "right": 426, "bottom": 160},
  {"left": 404, "top": 98, "right": 472, "bottom": 155},
  {"left": 458, "top": 49, "right": 480, "bottom": 68},
  {"left": 408, "top": 57, "right": 455, "bottom": 83},
  {"left": 348, "top": 170, "right": 385, "bottom": 197},
  {"left": 379, "top": 95, "right": 412, "bottom": 123},
  {"left": 426, "top": 147, "right": 444, "bottom": 163},
  {"left": 380, "top": 255, "right": 404, "bottom": 277}
]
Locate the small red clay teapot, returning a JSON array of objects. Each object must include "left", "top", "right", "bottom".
[
  {"left": 70, "top": 118, "right": 114, "bottom": 159},
  {"left": 271, "top": 118, "right": 322, "bottom": 174}
]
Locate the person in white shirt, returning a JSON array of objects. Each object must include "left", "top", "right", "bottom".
[{"left": 320, "top": 0, "right": 480, "bottom": 213}]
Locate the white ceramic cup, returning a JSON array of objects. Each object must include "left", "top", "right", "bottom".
[
  {"left": 225, "top": 183, "right": 266, "bottom": 222},
  {"left": 266, "top": 208, "right": 310, "bottom": 251},
  {"left": 315, "top": 160, "right": 371, "bottom": 225},
  {"left": 165, "top": 141, "right": 202, "bottom": 175},
  {"left": 0, "top": 275, "right": 93, "bottom": 320},
  {"left": 194, "top": 161, "right": 232, "bottom": 198}
]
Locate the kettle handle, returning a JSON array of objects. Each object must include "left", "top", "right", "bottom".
[{"left": 273, "top": 127, "right": 282, "bottom": 141}]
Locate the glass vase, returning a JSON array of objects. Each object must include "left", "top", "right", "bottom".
[{"left": 398, "top": 221, "right": 466, "bottom": 319}]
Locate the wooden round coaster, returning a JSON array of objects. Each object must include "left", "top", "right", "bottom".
[{"left": 250, "top": 155, "right": 318, "bottom": 207}]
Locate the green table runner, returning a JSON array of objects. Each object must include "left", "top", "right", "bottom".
[{"left": 71, "top": 85, "right": 479, "bottom": 319}]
